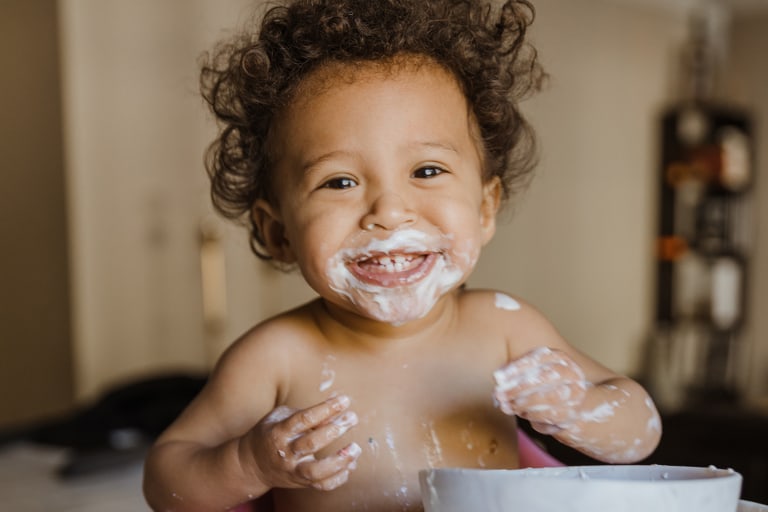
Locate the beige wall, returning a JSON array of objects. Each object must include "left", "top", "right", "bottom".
[{"left": 0, "top": 0, "right": 74, "bottom": 426}]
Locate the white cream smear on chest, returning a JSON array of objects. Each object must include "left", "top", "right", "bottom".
[{"left": 325, "top": 228, "right": 468, "bottom": 325}]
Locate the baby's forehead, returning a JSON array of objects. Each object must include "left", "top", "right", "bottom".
[
  {"left": 268, "top": 55, "right": 476, "bottom": 147},
  {"left": 266, "top": 54, "right": 486, "bottom": 175}
]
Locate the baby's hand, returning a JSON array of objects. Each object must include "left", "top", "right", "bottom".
[
  {"left": 493, "top": 347, "right": 588, "bottom": 435},
  {"left": 243, "top": 395, "right": 361, "bottom": 492}
]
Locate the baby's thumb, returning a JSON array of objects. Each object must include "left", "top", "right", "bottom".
[{"left": 264, "top": 405, "right": 296, "bottom": 424}]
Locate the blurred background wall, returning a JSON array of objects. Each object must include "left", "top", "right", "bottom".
[
  {"left": 0, "top": 0, "right": 74, "bottom": 427},
  {"left": 1, "top": 0, "right": 766, "bottom": 429}
]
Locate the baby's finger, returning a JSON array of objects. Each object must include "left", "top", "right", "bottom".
[
  {"left": 495, "top": 395, "right": 517, "bottom": 416},
  {"left": 494, "top": 347, "right": 550, "bottom": 378},
  {"left": 494, "top": 348, "right": 554, "bottom": 389},
  {"left": 530, "top": 421, "right": 565, "bottom": 435},
  {"left": 494, "top": 349, "right": 585, "bottom": 394},
  {"left": 312, "top": 469, "right": 352, "bottom": 491},
  {"left": 501, "top": 381, "right": 587, "bottom": 408},
  {"left": 297, "top": 442, "right": 362, "bottom": 487},
  {"left": 494, "top": 363, "right": 567, "bottom": 395},
  {"left": 291, "top": 411, "right": 358, "bottom": 457},
  {"left": 284, "top": 395, "right": 351, "bottom": 437},
  {"left": 263, "top": 405, "right": 296, "bottom": 424}
]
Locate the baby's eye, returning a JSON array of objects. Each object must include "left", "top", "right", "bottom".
[
  {"left": 412, "top": 166, "right": 445, "bottom": 179},
  {"left": 321, "top": 177, "right": 358, "bottom": 190}
]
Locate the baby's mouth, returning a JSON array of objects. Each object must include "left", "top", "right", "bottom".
[{"left": 348, "top": 251, "right": 438, "bottom": 287}]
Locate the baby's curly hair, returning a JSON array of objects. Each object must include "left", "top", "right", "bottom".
[{"left": 201, "top": 0, "right": 546, "bottom": 260}]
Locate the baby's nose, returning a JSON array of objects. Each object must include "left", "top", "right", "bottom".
[{"left": 359, "top": 191, "right": 417, "bottom": 231}]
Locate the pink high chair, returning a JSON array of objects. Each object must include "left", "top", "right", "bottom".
[
  {"left": 230, "top": 429, "right": 562, "bottom": 511},
  {"left": 516, "top": 428, "right": 565, "bottom": 468}
]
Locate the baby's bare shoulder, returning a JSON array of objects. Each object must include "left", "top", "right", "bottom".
[
  {"left": 459, "top": 288, "right": 566, "bottom": 355},
  {"left": 201, "top": 302, "right": 325, "bottom": 400},
  {"left": 173, "top": 302, "right": 326, "bottom": 435},
  {"left": 155, "top": 301, "right": 337, "bottom": 448},
  {"left": 459, "top": 288, "right": 528, "bottom": 318},
  {"left": 219, "top": 302, "right": 323, "bottom": 370}
]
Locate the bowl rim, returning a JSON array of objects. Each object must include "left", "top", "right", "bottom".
[{"left": 419, "top": 464, "right": 742, "bottom": 484}]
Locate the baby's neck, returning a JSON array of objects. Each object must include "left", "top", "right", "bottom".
[{"left": 311, "top": 290, "right": 462, "bottom": 351}]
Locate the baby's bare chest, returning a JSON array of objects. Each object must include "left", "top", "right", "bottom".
[{"left": 276, "top": 348, "right": 518, "bottom": 511}]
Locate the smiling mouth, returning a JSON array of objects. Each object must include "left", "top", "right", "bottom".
[{"left": 348, "top": 251, "right": 438, "bottom": 287}]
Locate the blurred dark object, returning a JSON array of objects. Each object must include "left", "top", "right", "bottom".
[{"left": 0, "top": 373, "right": 206, "bottom": 478}]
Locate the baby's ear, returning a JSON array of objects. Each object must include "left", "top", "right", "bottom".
[
  {"left": 251, "top": 199, "right": 296, "bottom": 263},
  {"left": 480, "top": 176, "right": 501, "bottom": 244}
]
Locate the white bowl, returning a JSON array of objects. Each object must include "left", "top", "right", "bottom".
[{"left": 420, "top": 465, "right": 742, "bottom": 512}]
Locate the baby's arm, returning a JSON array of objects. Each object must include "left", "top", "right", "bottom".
[
  {"left": 493, "top": 302, "right": 661, "bottom": 463},
  {"left": 143, "top": 329, "right": 361, "bottom": 511}
]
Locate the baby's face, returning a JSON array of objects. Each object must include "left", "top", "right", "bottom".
[{"left": 264, "top": 58, "right": 499, "bottom": 325}]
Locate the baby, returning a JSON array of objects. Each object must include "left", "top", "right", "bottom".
[{"left": 143, "top": 1, "right": 662, "bottom": 511}]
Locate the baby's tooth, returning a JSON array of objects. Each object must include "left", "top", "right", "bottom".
[{"left": 363, "top": 253, "right": 418, "bottom": 273}]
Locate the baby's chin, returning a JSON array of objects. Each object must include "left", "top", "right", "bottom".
[
  {"left": 318, "top": 293, "right": 430, "bottom": 326},
  {"left": 355, "top": 296, "right": 439, "bottom": 326},
  {"left": 331, "top": 277, "right": 466, "bottom": 327}
]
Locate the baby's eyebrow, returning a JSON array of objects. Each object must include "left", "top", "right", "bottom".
[
  {"left": 300, "top": 141, "right": 458, "bottom": 173},
  {"left": 301, "top": 149, "right": 357, "bottom": 173},
  {"left": 409, "top": 140, "right": 459, "bottom": 154}
]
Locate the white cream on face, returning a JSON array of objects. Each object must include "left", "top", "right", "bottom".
[{"left": 325, "top": 228, "right": 473, "bottom": 325}]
